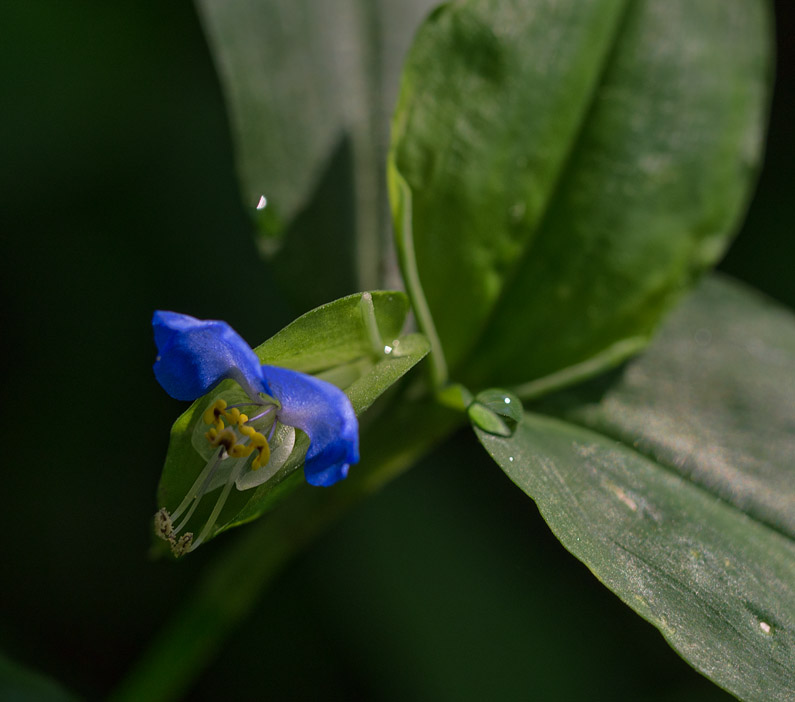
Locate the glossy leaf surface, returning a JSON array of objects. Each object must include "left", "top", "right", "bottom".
[
  {"left": 390, "top": 0, "right": 771, "bottom": 389},
  {"left": 537, "top": 276, "right": 795, "bottom": 539},
  {"left": 477, "top": 277, "right": 795, "bottom": 701}
]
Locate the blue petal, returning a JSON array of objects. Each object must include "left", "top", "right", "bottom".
[
  {"left": 152, "top": 311, "right": 266, "bottom": 402},
  {"left": 260, "top": 365, "right": 359, "bottom": 486}
]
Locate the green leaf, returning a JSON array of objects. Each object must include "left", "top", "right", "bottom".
[
  {"left": 390, "top": 0, "right": 771, "bottom": 390},
  {"left": 537, "top": 275, "right": 795, "bottom": 539},
  {"left": 155, "top": 291, "right": 430, "bottom": 549},
  {"left": 476, "top": 277, "right": 795, "bottom": 701},
  {"left": 477, "top": 414, "right": 794, "bottom": 702},
  {"left": 196, "top": 0, "right": 439, "bottom": 309},
  {"left": 254, "top": 290, "right": 408, "bottom": 372}
]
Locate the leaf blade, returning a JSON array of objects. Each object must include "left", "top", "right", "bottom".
[
  {"left": 477, "top": 412, "right": 795, "bottom": 702},
  {"left": 536, "top": 275, "right": 795, "bottom": 540},
  {"left": 390, "top": 0, "right": 772, "bottom": 388},
  {"left": 197, "top": 0, "right": 439, "bottom": 308},
  {"left": 476, "top": 277, "right": 795, "bottom": 700}
]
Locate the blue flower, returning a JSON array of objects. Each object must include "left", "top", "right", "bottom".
[
  {"left": 152, "top": 311, "right": 359, "bottom": 555},
  {"left": 153, "top": 311, "right": 359, "bottom": 487}
]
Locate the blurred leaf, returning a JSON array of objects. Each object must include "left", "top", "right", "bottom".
[
  {"left": 476, "top": 277, "right": 795, "bottom": 701},
  {"left": 537, "top": 275, "right": 795, "bottom": 539},
  {"left": 390, "top": 0, "right": 771, "bottom": 390},
  {"left": 196, "top": 0, "right": 439, "bottom": 308},
  {"left": 477, "top": 413, "right": 795, "bottom": 701},
  {"left": 155, "top": 291, "right": 430, "bottom": 546},
  {"left": 0, "top": 652, "right": 80, "bottom": 702}
]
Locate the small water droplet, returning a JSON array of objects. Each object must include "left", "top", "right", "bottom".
[
  {"left": 384, "top": 345, "right": 393, "bottom": 354},
  {"left": 256, "top": 195, "right": 268, "bottom": 210},
  {"left": 508, "top": 456, "right": 514, "bottom": 462},
  {"left": 759, "top": 621, "right": 772, "bottom": 634},
  {"left": 504, "top": 397, "right": 511, "bottom": 404}
]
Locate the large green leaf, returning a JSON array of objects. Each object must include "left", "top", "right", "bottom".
[
  {"left": 390, "top": 0, "right": 771, "bottom": 389},
  {"left": 476, "top": 277, "right": 795, "bottom": 700},
  {"left": 536, "top": 275, "right": 795, "bottom": 539},
  {"left": 478, "top": 414, "right": 794, "bottom": 701},
  {"left": 155, "top": 291, "right": 430, "bottom": 548},
  {"left": 196, "top": 0, "right": 439, "bottom": 309}
]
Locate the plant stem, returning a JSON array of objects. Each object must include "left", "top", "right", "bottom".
[{"left": 388, "top": 168, "right": 449, "bottom": 388}]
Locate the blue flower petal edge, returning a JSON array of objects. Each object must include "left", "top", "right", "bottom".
[
  {"left": 153, "top": 311, "right": 265, "bottom": 402},
  {"left": 261, "top": 365, "right": 359, "bottom": 487}
]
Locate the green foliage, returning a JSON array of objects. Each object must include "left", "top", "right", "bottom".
[
  {"left": 537, "top": 276, "right": 795, "bottom": 539},
  {"left": 41, "top": 0, "right": 790, "bottom": 699},
  {"left": 8, "top": 0, "right": 795, "bottom": 700},
  {"left": 147, "top": 0, "right": 788, "bottom": 699},
  {"left": 390, "top": 0, "right": 771, "bottom": 391},
  {"left": 476, "top": 276, "right": 795, "bottom": 701},
  {"left": 386, "top": 1, "right": 789, "bottom": 699},
  {"left": 196, "top": 0, "right": 439, "bottom": 309}
]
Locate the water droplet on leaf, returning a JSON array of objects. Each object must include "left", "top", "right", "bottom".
[
  {"left": 468, "top": 388, "right": 523, "bottom": 436},
  {"left": 468, "top": 402, "right": 512, "bottom": 436}
]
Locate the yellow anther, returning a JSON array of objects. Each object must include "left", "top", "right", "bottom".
[
  {"left": 239, "top": 424, "right": 256, "bottom": 439},
  {"left": 202, "top": 399, "right": 228, "bottom": 427},
  {"left": 229, "top": 443, "right": 254, "bottom": 458},
  {"left": 251, "top": 442, "right": 270, "bottom": 470},
  {"left": 205, "top": 427, "right": 218, "bottom": 442},
  {"left": 249, "top": 431, "right": 267, "bottom": 447},
  {"left": 237, "top": 413, "right": 249, "bottom": 426},
  {"left": 209, "top": 428, "right": 237, "bottom": 453},
  {"left": 225, "top": 407, "right": 242, "bottom": 424}
]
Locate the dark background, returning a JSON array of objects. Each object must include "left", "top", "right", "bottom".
[{"left": 1, "top": 2, "right": 792, "bottom": 700}]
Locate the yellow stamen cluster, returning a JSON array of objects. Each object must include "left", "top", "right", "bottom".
[{"left": 202, "top": 398, "right": 271, "bottom": 469}]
